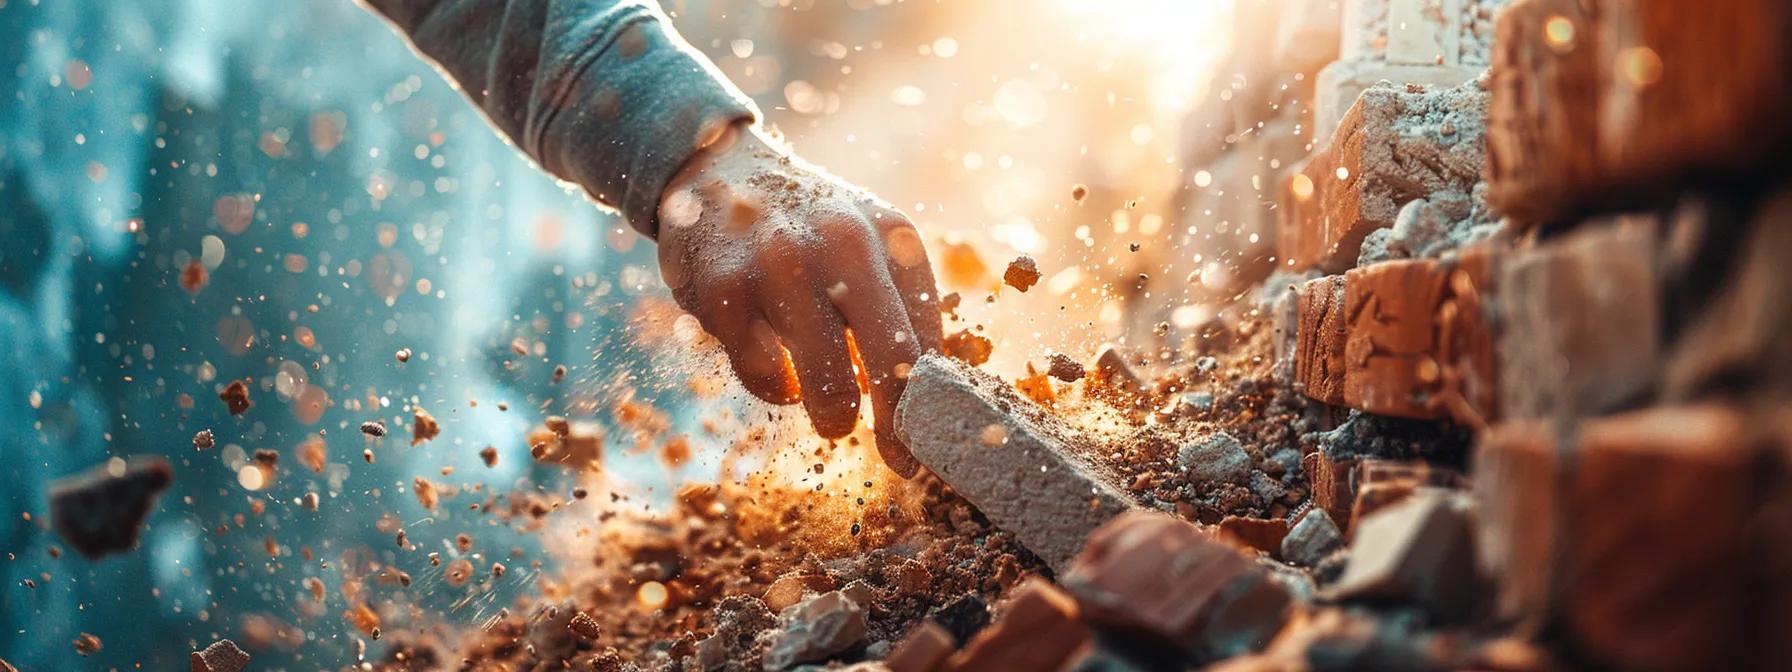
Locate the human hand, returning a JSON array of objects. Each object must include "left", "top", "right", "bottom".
[{"left": 656, "top": 122, "right": 942, "bottom": 477}]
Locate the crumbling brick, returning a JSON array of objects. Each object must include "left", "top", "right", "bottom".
[
  {"left": 1295, "top": 274, "right": 1349, "bottom": 405},
  {"left": 1304, "top": 81, "right": 1489, "bottom": 272},
  {"left": 895, "top": 353, "right": 1137, "bottom": 572},
  {"left": 1475, "top": 406, "right": 1759, "bottom": 670},
  {"left": 1328, "top": 487, "right": 1484, "bottom": 621},
  {"left": 1497, "top": 219, "right": 1658, "bottom": 420},
  {"left": 949, "top": 579, "right": 1090, "bottom": 671},
  {"left": 1064, "top": 511, "right": 1292, "bottom": 662}
]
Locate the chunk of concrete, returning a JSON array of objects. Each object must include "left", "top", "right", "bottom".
[
  {"left": 1329, "top": 488, "right": 1483, "bottom": 621},
  {"left": 761, "top": 590, "right": 868, "bottom": 670},
  {"left": 896, "top": 353, "right": 1138, "bottom": 572}
]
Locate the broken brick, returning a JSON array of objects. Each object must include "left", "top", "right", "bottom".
[
  {"left": 1304, "top": 81, "right": 1488, "bottom": 272},
  {"left": 50, "top": 457, "right": 174, "bottom": 559},
  {"left": 1003, "top": 255, "right": 1041, "bottom": 292},
  {"left": 950, "top": 578, "right": 1090, "bottom": 671},
  {"left": 1471, "top": 419, "right": 1558, "bottom": 625},
  {"left": 884, "top": 621, "right": 955, "bottom": 672},
  {"left": 1216, "top": 516, "right": 1291, "bottom": 557},
  {"left": 190, "top": 639, "right": 250, "bottom": 672},
  {"left": 1329, "top": 488, "right": 1484, "bottom": 621},
  {"left": 1312, "top": 61, "right": 1483, "bottom": 148},
  {"left": 1303, "top": 451, "right": 1357, "bottom": 537},
  {"left": 1064, "top": 511, "right": 1292, "bottom": 662},
  {"left": 1295, "top": 274, "right": 1348, "bottom": 405},
  {"left": 896, "top": 353, "right": 1137, "bottom": 572}
]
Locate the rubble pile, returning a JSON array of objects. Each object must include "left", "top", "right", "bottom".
[{"left": 35, "top": 1, "right": 1791, "bottom": 670}]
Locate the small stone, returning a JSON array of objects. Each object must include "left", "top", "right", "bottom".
[
  {"left": 479, "top": 446, "right": 499, "bottom": 467},
  {"left": 1181, "top": 391, "right": 1216, "bottom": 412},
  {"left": 1282, "top": 508, "right": 1344, "bottom": 567},
  {"left": 411, "top": 408, "right": 440, "bottom": 445},
  {"left": 1003, "top": 255, "right": 1041, "bottom": 292},
  {"left": 568, "top": 611, "right": 601, "bottom": 640},
  {"left": 1177, "top": 432, "right": 1252, "bottom": 486},
  {"left": 219, "top": 379, "right": 252, "bottom": 415},
  {"left": 1047, "top": 353, "right": 1086, "bottom": 382},
  {"left": 1195, "top": 356, "right": 1220, "bottom": 375},
  {"left": 394, "top": 348, "right": 411, "bottom": 363},
  {"left": 360, "top": 421, "right": 387, "bottom": 437},
  {"left": 1071, "top": 184, "right": 1089, "bottom": 203},
  {"left": 190, "top": 639, "right": 250, "bottom": 672},
  {"left": 192, "top": 429, "right": 215, "bottom": 451}
]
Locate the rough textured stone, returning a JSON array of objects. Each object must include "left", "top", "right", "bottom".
[
  {"left": 1664, "top": 195, "right": 1792, "bottom": 401},
  {"left": 1329, "top": 488, "right": 1483, "bottom": 621},
  {"left": 1313, "top": 61, "right": 1483, "bottom": 146},
  {"left": 1281, "top": 508, "right": 1344, "bottom": 567},
  {"left": 50, "top": 456, "right": 174, "bottom": 560},
  {"left": 1064, "top": 512, "right": 1292, "bottom": 663},
  {"left": 1498, "top": 219, "right": 1658, "bottom": 420},
  {"left": 1178, "top": 432, "right": 1253, "bottom": 486},
  {"left": 896, "top": 353, "right": 1137, "bottom": 572},
  {"left": 950, "top": 579, "right": 1090, "bottom": 671},
  {"left": 761, "top": 590, "right": 868, "bottom": 670},
  {"left": 1295, "top": 275, "right": 1349, "bottom": 405},
  {"left": 190, "top": 639, "right": 250, "bottom": 672}
]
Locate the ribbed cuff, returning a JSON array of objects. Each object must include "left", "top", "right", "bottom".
[{"left": 534, "top": 4, "right": 757, "bottom": 239}]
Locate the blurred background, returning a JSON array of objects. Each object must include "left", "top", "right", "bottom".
[{"left": 0, "top": 0, "right": 1243, "bottom": 667}]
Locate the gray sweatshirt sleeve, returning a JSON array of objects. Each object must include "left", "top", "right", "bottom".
[{"left": 359, "top": 0, "right": 758, "bottom": 238}]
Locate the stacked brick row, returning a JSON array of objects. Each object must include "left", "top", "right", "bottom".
[{"left": 1285, "top": 0, "right": 1792, "bottom": 668}]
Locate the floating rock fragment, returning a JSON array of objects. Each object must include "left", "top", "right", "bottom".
[{"left": 50, "top": 457, "right": 173, "bottom": 559}]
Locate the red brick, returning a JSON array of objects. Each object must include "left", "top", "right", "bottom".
[
  {"left": 1562, "top": 406, "right": 1754, "bottom": 671},
  {"left": 1303, "top": 451, "right": 1357, "bottom": 537},
  {"left": 1294, "top": 275, "right": 1348, "bottom": 405},
  {"left": 1487, "top": 0, "right": 1792, "bottom": 224},
  {"left": 1063, "top": 511, "right": 1291, "bottom": 661},
  {"left": 1485, "top": 0, "right": 1606, "bottom": 224},
  {"left": 1342, "top": 260, "right": 1450, "bottom": 418},
  {"left": 949, "top": 579, "right": 1089, "bottom": 671},
  {"left": 1216, "top": 516, "right": 1292, "bottom": 557},
  {"left": 1475, "top": 406, "right": 1761, "bottom": 670},
  {"left": 1471, "top": 420, "right": 1558, "bottom": 623},
  {"left": 885, "top": 621, "right": 954, "bottom": 672}
]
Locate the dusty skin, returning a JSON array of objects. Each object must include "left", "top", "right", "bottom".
[{"left": 656, "top": 121, "right": 943, "bottom": 477}]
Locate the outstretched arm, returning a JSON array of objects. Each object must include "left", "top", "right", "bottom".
[
  {"left": 362, "top": 0, "right": 942, "bottom": 477},
  {"left": 359, "top": 0, "right": 754, "bottom": 237}
]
